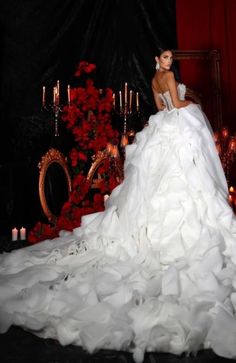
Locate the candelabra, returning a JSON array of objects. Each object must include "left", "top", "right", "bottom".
[
  {"left": 112, "top": 82, "right": 140, "bottom": 148},
  {"left": 214, "top": 126, "right": 236, "bottom": 181},
  {"left": 42, "top": 80, "right": 71, "bottom": 137}
]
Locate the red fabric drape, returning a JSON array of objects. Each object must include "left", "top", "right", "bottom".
[{"left": 176, "top": 0, "right": 236, "bottom": 131}]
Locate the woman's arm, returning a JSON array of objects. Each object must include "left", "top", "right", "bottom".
[{"left": 166, "top": 71, "right": 192, "bottom": 109}]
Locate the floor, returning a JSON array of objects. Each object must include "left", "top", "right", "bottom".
[
  {"left": 0, "top": 236, "right": 236, "bottom": 363},
  {"left": 1, "top": 325, "right": 235, "bottom": 363}
]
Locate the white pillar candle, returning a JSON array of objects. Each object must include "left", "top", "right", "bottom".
[
  {"left": 12, "top": 228, "right": 18, "bottom": 241},
  {"left": 112, "top": 93, "right": 115, "bottom": 108},
  {"left": 42, "top": 86, "right": 46, "bottom": 106},
  {"left": 57, "top": 80, "right": 60, "bottom": 99},
  {"left": 124, "top": 82, "right": 128, "bottom": 104},
  {"left": 67, "top": 84, "right": 71, "bottom": 105},
  {"left": 53, "top": 87, "right": 57, "bottom": 105},
  {"left": 136, "top": 92, "right": 139, "bottom": 109},
  {"left": 20, "top": 227, "right": 26, "bottom": 240},
  {"left": 129, "top": 90, "right": 133, "bottom": 111},
  {"left": 119, "top": 90, "right": 122, "bottom": 111}
]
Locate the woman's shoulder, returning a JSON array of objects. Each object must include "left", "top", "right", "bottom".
[
  {"left": 156, "top": 71, "right": 175, "bottom": 85},
  {"left": 165, "top": 70, "right": 175, "bottom": 80},
  {"left": 153, "top": 70, "right": 174, "bottom": 83}
]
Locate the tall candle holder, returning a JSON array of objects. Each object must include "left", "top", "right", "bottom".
[
  {"left": 41, "top": 81, "right": 71, "bottom": 137},
  {"left": 112, "top": 82, "right": 140, "bottom": 148}
]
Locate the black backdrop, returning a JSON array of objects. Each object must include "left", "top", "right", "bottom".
[{"left": 0, "top": 0, "right": 177, "bottom": 232}]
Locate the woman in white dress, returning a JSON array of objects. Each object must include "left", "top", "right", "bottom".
[{"left": 0, "top": 48, "right": 236, "bottom": 363}]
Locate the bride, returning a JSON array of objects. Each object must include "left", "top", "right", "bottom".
[{"left": 1, "top": 48, "right": 236, "bottom": 363}]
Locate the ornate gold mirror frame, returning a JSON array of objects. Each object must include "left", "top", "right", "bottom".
[
  {"left": 87, "top": 149, "right": 123, "bottom": 189},
  {"left": 173, "top": 49, "right": 222, "bottom": 130},
  {"left": 38, "top": 148, "right": 72, "bottom": 224}
]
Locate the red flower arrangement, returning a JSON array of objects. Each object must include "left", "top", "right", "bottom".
[{"left": 28, "top": 62, "right": 120, "bottom": 244}]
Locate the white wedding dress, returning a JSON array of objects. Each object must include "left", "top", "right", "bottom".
[{"left": 1, "top": 84, "right": 236, "bottom": 363}]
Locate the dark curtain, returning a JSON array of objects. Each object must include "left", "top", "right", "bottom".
[
  {"left": 176, "top": 0, "right": 236, "bottom": 133},
  {"left": 0, "top": 0, "right": 176, "bottom": 230}
]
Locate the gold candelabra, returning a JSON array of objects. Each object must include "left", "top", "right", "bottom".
[
  {"left": 112, "top": 82, "right": 139, "bottom": 148},
  {"left": 42, "top": 80, "right": 71, "bottom": 137}
]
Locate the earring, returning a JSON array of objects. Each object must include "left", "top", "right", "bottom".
[{"left": 155, "top": 62, "right": 160, "bottom": 70}]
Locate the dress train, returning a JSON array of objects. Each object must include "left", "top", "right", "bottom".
[{"left": 0, "top": 84, "right": 236, "bottom": 363}]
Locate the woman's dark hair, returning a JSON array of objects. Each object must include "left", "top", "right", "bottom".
[{"left": 156, "top": 47, "right": 173, "bottom": 57}]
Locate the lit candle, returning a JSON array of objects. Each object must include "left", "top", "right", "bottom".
[
  {"left": 213, "top": 132, "right": 219, "bottom": 143},
  {"left": 55, "top": 81, "right": 60, "bottom": 106},
  {"left": 112, "top": 93, "right": 116, "bottom": 108},
  {"left": 216, "top": 143, "right": 221, "bottom": 155},
  {"left": 12, "top": 227, "right": 18, "bottom": 241},
  {"left": 129, "top": 90, "right": 133, "bottom": 111},
  {"left": 229, "top": 186, "right": 235, "bottom": 207},
  {"left": 111, "top": 145, "right": 119, "bottom": 158},
  {"left": 119, "top": 90, "right": 122, "bottom": 111},
  {"left": 56, "top": 80, "right": 60, "bottom": 104},
  {"left": 136, "top": 92, "right": 139, "bottom": 109},
  {"left": 20, "top": 227, "right": 26, "bottom": 240},
  {"left": 67, "top": 84, "right": 71, "bottom": 105},
  {"left": 106, "top": 142, "right": 113, "bottom": 154},
  {"left": 228, "top": 137, "right": 236, "bottom": 152},
  {"left": 124, "top": 82, "right": 128, "bottom": 104},
  {"left": 121, "top": 134, "right": 128, "bottom": 147},
  {"left": 42, "top": 86, "right": 46, "bottom": 106},
  {"left": 53, "top": 87, "right": 57, "bottom": 105},
  {"left": 222, "top": 127, "right": 229, "bottom": 138},
  {"left": 57, "top": 79, "right": 60, "bottom": 94}
]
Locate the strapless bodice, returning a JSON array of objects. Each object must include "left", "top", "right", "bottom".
[{"left": 159, "top": 83, "right": 186, "bottom": 111}]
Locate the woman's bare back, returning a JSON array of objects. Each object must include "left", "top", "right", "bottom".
[{"left": 152, "top": 71, "right": 178, "bottom": 94}]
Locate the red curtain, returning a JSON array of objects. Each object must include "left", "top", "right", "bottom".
[{"left": 176, "top": 0, "right": 236, "bottom": 131}]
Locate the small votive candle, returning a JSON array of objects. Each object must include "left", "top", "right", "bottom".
[
  {"left": 106, "top": 142, "right": 113, "bottom": 154},
  {"left": 121, "top": 134, "right": 129, "bottom": 147},
  {"left": 20, "top": 227, "right": 26, "bottom": 240},
  {"left": 229, "top": 186, "right": 234, "bottom": 193},
  {"left": 221, "top": 127, "right": 229, "bottom": 139},
  {"left": 12, "top": 227, "right": 18, "bottom": 241},
  {"left": 111, "top": 145, "right": 119, "bottom": 158}
]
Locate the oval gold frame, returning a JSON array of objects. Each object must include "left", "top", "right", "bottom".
[{"left": 38, "top": 148, "right": 72, "bottom": 224}]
